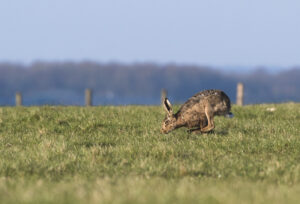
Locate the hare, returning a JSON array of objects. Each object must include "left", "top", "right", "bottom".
[{"left": 161, "top": 89, "right": 233, "bottom": 134}]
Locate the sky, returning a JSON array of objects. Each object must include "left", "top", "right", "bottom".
[{"left": 0, "top": 0, "right": 300, "bottom": 70}]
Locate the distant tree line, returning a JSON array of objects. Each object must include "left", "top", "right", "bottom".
[{"left": 0, "top": 62, "right": 299, "bottom": 105}]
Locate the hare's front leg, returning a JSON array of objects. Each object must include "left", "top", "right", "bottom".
[
  {"left": 201, "top": 104, "right": 215, "bottom": 133},
  {"left": 187, "top": 119, "right": 208, "bottom": 134},
  {"left": 187, "top": 128, "right": 200, "bottom": 134}
]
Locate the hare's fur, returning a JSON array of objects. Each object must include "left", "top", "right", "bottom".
[{"left": 161, "top": 89, "right": 232, "bottom": 134}]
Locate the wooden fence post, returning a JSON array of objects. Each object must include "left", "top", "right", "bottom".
[
  {"left": 16, "top": 92, "right": 22, "bottom": 106},
  {"left": 236, "top": 83, "right": 244, "bottom": 106},
  {"left": 161, "top": 88, "right": 167, "bottom": 105},
  {"left": 85, "top": 89, "right": 92, "bottom": 106}
]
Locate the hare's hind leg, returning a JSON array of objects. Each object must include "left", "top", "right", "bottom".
[
  {"left": 200, "top": 118, "right": 208, "bottom": 129},
  {"left": 201, "top": 104, "right": 215, "bottom": 133}
]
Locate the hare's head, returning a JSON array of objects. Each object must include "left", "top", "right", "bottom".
[{"left": 161, "top": 98, "right": 177, "bottom": 134}]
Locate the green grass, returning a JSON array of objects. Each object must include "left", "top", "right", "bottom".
[{"left": 0, "top": 103, "right": 300, "bottom": 203}]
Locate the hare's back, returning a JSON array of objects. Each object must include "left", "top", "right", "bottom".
[
  {"left": 199, "top": 90, "right": 231, "bottom": 115},
  {"left": 176, "top": 90, "right": 214, "bottom": 115},
  {"left": 178, "top": 89, "right": 231, "bottom": 115}
]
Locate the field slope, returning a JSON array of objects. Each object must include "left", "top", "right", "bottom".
[{"left": 0, "top": 103, "right": 300, "bottom": 203}]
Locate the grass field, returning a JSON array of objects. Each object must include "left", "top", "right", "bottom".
[{"left": 0, "top": 103, "right": 300, "bottom": 203}]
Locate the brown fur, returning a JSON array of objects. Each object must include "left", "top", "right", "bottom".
[{"left": 161, "top": 89, "right": 232, "bottom": 134}]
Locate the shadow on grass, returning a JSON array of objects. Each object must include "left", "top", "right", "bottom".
[
  {"left": 215, "top": 129, "right": 229, "bottom": 136},
  {"left": 74, "top": 141, "right": 116, "bottom": 148},
  {"left": 160, "top": 169, "right": 213, "bottom": 179},
  {"left": 186, "top": 129, "right": 229, "bottom": 139}
]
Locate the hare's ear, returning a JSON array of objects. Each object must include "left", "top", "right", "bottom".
[{"left": 163, "top": 98, "right": 173, "bottom": 115}]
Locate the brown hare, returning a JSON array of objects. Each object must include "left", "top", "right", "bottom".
[{"left": 161, "top": 89, "right": 233, "bottom": 134}]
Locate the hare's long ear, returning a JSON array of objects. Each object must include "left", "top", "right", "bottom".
[{"left": 163, "top": 98, "right": 173, "bottom": 115}]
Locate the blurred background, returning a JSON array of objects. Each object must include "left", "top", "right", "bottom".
[{"left": 0, "top": 0, "right": 299, "bottom": 106}]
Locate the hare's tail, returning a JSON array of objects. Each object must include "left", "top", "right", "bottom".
[{"left": 225, "top": 112, "right": 234, "bottom": 118}]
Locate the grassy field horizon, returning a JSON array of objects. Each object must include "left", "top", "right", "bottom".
[{"left": 0, "top": 103, "right": 300, "bottom": 203}]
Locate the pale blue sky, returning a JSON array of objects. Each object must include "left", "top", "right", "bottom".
[{"left": 0, "top": 0, "right": 300, "bottom": 69}]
